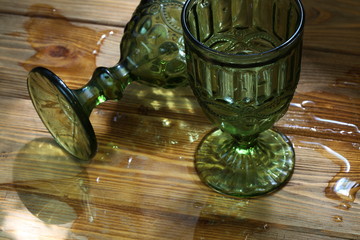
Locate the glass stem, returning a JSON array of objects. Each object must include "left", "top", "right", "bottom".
[
  {"left": 232, "top": 134, "right": 259, "bottom": 149},
  {"left": 73, "top": 61, "right": 131, "bottom": 116}
]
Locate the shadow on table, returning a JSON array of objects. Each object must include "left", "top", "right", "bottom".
[{"left": 12, "top": 138, "right": 91, "bottom": 225}]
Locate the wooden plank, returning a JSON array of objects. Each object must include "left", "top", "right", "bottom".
[
  {"left": 0, "top": 13, "right": 123, "bottom": 99},
  {"left": 0, "top": 11, "right": 359, "bottom": 144},
  {"left": 0, "top": 0, "right": 359, "bottom": 239},
  {"left": 302, "top": 0, "right": 360, "bottom": 54},
  {"left": 0, "top": 96, "right": 359, "bottom": 239},
  {"left": 0, "top": 0, "right": 140, "bottom": 26},
  {"left": 0, "top": 0, "right": 359, "bottom": 98}
]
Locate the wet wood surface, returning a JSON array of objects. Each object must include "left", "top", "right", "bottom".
[{"left": 0, "top": 0, "right": 359, "bottom": 239}]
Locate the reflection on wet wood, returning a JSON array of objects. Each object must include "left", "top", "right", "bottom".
[
  {"left": 21, "top": 4, "right": 121, "bottom": 87},
  {"left": 0, "top": 0, "right": 359, "bottom": 239}
]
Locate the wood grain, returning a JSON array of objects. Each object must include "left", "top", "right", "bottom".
[
  {"left": 0, "top": 0, "right": 138, "bottom": 26},
  {"left": 0, "top": 0, "right": 359, "bottom": 239}
]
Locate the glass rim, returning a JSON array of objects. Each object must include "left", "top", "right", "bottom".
[{"left": 181, "top": 0, "right": 305, "bottom": 59}]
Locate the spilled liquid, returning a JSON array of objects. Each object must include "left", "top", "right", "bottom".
[
  {"left": 302, "top": 141, "right": 360, "bottom": 203},
  {"left": 21, "top": 4, "right": 117, "bottom": 86},
  {"left": 289, "top": 94, "right": 360, "bottom": 215},
  {"left": 298, "top": 139, "right": 359, "bottom": 216},
  {"left": 289, "top": 100, "right": 360, "bottom": 137}
]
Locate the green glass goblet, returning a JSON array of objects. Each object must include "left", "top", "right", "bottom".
[
  {"left": 27, "top": 0, "right": 186, "bottom": 160},
  {"left": 182, "top": 0, "right": 305, "bottom": 197}
]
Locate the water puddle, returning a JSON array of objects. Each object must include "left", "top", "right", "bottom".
[
  {"left": 288, "top": 94, "right": 359, "bottom": 213},
  {"left": 20, "top": 4, "right": 117, "bottom": 86},
  {"left": 299, "top": 140, "right": 360, "bottom": 215},
  {"left": 192, "top": 195, "right": 276, "bottom": 239},
  {"left": 288, "top": 99, "right": 360, "bottom": 138}
]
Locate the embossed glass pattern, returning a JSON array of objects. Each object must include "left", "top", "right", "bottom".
[
  {"left": 182, "top": 0, "right": 305, "bottom": 196},
  {"left": 27, "top": 0, "right": 187, "bottom": 160}
]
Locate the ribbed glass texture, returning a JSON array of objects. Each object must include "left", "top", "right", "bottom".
[
  {"left": 184, "top": 0, "right": 304, "bottom": 139},
  {"left": 182, "top": 0, "right": 304, "bottom": 196}
]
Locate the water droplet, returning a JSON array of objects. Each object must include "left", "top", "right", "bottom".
[
  {"left": 193, "top": 202, "right": 204, "bottom": 209},
  {"left": 187, "top": 132, "right": 199, "bottom": 143},
  {"left": 170, "top": 140, "right": 178, "bottom": 145},
  {"left": 97, "top": 33, "right": 107, "bottom": 46},
  {"left": 336, "top": 202, "right": 351, "bottom": 211},
  {"left": 352, "top": 143, "right": 360, "bottom": 150},
  {"left": 263, "top": 224, "right": 270, "bottom": 230},
  {"left": 332, "top": 215, "right": 343, "bottom": 222},
  {"left": 92, "top": 49, "right": 98, "bottom": 55},
  {"left": 310, "top": 127, "right": 317, "bottom": 132},
  {"left": 96, "top": 177, "right": 100, "bottom": 183},
  {"left": 162, "top": 119, "right": 171, "bottom": 127},
  {"left": 301, "top": 100, "right": 315, "bottom": 108},
  {"left": 127, "top": 157, "right": 133, "bottom": 168},
  {"left": 112, "top": 145, "right": 119, "bottom": 149},
  {"left": 290, "top": 102, "right": 305, "bottom": 110}
]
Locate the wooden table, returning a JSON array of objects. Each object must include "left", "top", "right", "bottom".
[{"left": 0, "top": 0, "right": 359, "bottom": 239}]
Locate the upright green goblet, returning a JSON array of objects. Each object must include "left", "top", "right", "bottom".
[
  {"left": 182, "top": 0, "right": 305, "bottom": 197},
  {"left": 27, "top": 0, "right": 186, "bottom": 160}
]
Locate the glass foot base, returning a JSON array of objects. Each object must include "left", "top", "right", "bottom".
[
  {"left": 27, "top": 67, "right": 97, "bottom": 160},
  {"left": 195, "top": 129, "right": 295, "bottom": 197}
]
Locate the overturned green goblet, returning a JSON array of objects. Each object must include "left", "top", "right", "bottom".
[{"left": 28, "top": 0, "right": 186, "bottom": 160}]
